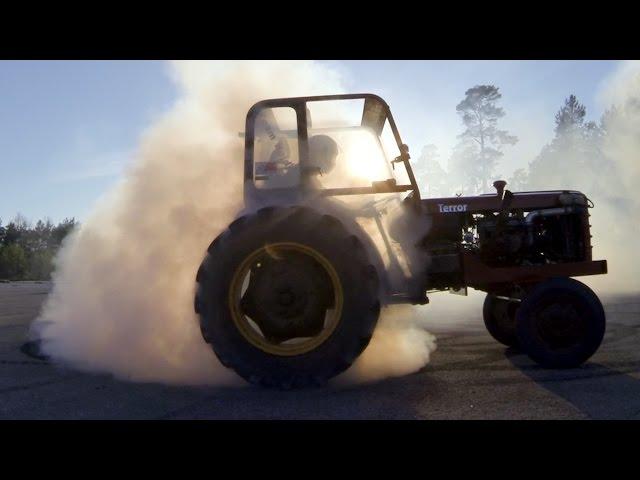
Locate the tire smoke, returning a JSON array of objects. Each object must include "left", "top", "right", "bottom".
[
  {"left": 588, "top": 60, "right": 640, "bottom": 294},
  {"left": 31, "top": 61, "right": 438, "bottom": 386}
]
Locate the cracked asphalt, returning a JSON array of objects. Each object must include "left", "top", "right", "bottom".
[{"left": 1, "top": 281, "right": 639, "bottom": 419}]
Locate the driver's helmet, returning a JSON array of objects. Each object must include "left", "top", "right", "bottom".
[{"left": 308, "top": 134, "right": 338, "bottom": 175}]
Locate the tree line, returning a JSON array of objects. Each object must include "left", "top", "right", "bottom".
[
  {"left": 0, "top": 215, "right": 77, "bottom": 281},
  {"left": 414, "top": 85, "right": 633, "bottom": 204}
]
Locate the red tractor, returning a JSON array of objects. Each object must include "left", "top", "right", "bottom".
[{"left": 195, "top": 94, "right": 608, "bottom": 389}]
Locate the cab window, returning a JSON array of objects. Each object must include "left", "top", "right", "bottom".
[{"left": 253, "top": 107, "right": 300, "bottom": 189}]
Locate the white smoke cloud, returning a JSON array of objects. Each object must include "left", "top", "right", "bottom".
[
  {"left": 338, "top": 305, "right": 437, "bottom": 384},
  {"left": 598, "top": 60, "right": 640, "bottom": 109},
  {"left": 32, "top": 61, "right": 438, "bottom": 386},
  {"left": 583, "top": 60, "right": 640, "bottom": 294}
]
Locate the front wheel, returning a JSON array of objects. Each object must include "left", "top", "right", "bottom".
[{"left": 515, "top": 277, "right": 605, "bottom": 368}]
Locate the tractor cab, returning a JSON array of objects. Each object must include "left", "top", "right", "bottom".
[{"left": 243, "top": 94, "right": 421, "bottom": 208}]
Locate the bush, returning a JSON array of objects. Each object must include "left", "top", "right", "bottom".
[{"left": 0, "top": 216, "right": 77, "bottom": 281}]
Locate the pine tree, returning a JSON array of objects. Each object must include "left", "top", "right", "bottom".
[
  {"left": 452, "top": 85, "right": 518, "bottom": 193},
  {"left": 528, "top": 94, "right": 617, "bottom": 195},
  {"left": 415, "top": 144, "right": 448, "bottom": 197},
  {"left": 554, "top": 94, "right": 586, "bottom": 134}
]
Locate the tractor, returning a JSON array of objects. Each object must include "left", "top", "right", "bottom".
[{"left": 194, "top": 94, "right": 608, "bottom": 389}]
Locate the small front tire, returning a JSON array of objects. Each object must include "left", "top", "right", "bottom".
[
  {"left": 483, "top": 293, "right": 520, "bottom": 348},
  {"left": 515, "top": 277, "right": 605, "bottom": 368}
]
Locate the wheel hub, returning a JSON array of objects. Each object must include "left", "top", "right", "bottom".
[
  {"left": 237, "top": 246, "right": 336, "bottom": 346},
  {"left": 277, "top": 290, "right": 295, "bottom": 307},
  {"left": 536, "top": 302, "right": 586, "bottom": 350}
]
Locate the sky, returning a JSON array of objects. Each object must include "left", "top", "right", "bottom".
[{"left": 0, "top": 60, "right": 621, "bottom": 224}]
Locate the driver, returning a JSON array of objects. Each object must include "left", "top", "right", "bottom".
[
  {"left": 263, "top": 133, "right": 339, "bottom": 189},
  {"left": 305, "top": 134, "right": 339, "bottom": 187},
  {"left": 256, "top": 105, "right": 339, "bottom": 188}
]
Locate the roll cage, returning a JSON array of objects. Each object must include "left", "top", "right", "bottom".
[{"left": 243, "top": 93, "right": 421, "bottom": 206}]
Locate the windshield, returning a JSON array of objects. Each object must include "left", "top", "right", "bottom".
[
  {"left": 305, "top": 98, "right": 401, "bottom": 190},
  {"left": 307, "top": 126, "right": 394, "bottom": 189},
  {"left": 251, "top": 97, "right": 413, "bottom": 195}
]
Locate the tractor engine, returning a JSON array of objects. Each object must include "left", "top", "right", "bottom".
[
  {"left": 475, "top": 202, "right": 591, "bottom": 267},
  {"left": 415, "top": 190, "right": 594, "bottom": 291}
]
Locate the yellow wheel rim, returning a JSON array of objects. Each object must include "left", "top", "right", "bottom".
[{"left": 228, "top": 242, "right": 344, "bottom": 356}]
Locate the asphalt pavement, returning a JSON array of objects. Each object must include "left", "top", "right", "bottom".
[{"left": 1, "top": 281, "right": 638, "bottom": 419}]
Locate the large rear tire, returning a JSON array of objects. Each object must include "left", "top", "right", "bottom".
[
  {"left": 515, "top": 277, "right": 605, "bottom": 368},
  {"left": 195, "top": 206, "right": 380, "bottom": 389}
]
